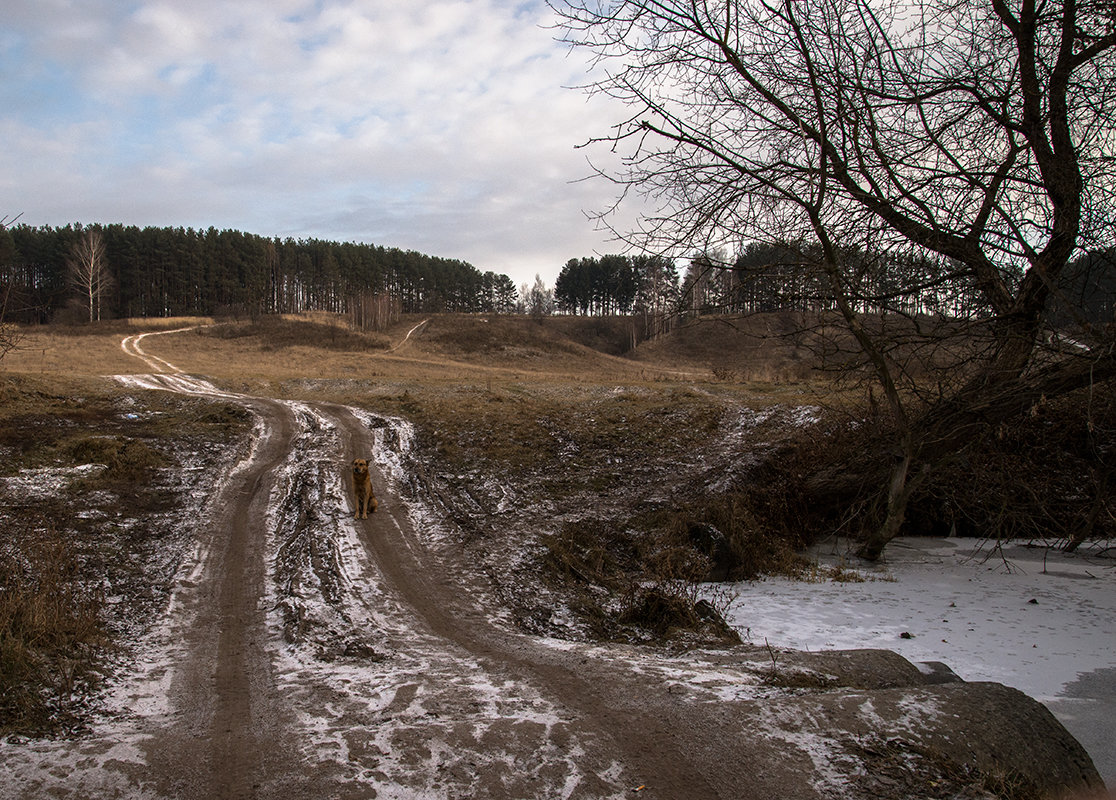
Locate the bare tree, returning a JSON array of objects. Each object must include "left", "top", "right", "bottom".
[
  {"left": 68, "top": 228, "right": 112, "bottom": 323},
  {"left": 0, "top": 214, "right": 23, "bottom": 361},
  {"left": 554, "top": 0, "right": 1116, "bottom": 558},
  {"left": 525, "top": 274, "right": 556, "bottom": 317},
  {"left": 0, "top": 273, "right": 20, "bottom": 362}
]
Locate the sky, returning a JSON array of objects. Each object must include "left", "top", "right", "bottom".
[{"left": 0, "top": 0, "right": 640, "bottom": 289}]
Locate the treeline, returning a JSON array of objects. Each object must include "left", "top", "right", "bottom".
[
  {"left": 682, "top": 243, "right": 982, "bottom": 318},
  {"left": 555, "top": 243, "right": 1114, "bottom": 327},
  {"left": 0, "top": 223, "right": 519, "bottom": 324},
  {"left": 694, "top": 243, "right": 1114, "bottom": 324},
  {"left": 555, "top": 254, "right": 679, "bottom": 316},
  {"left": 551, "top": 246, "right": 967, "bottom": 322}
]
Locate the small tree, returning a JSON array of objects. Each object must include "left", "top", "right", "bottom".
[
  {"left": 68, "top": 228, "right": 112, "bottom": 323},
  {"left": 525, "top": 274, "right": 555, "bottom": 318},
  {"left": 0, "top": 214, "right": 21, "bottom": 360}
]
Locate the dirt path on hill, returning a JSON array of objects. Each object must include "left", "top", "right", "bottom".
[
  {"left": 15, "top": 330, "right": 791, "bottom": 799},
  {"left": 116, "top": 378, "right": 791, "bottom": 799},
  {"left": 131, "top": 380, "right": 302, "bottom": 798},
  {"left": 1, "top": 329, "right": 1101, "bottom": 800}
]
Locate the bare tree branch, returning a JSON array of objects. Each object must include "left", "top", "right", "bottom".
[
  {"left": 0, "top": 214, "right": 23, "bottom": 361},
  {"left": 553, "top": 0, "right": 1116, "bottom": 557}
]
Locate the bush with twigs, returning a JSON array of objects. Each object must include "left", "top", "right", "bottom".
[{"left": 0, "top": 525, "right": 105, "bottom": 735}]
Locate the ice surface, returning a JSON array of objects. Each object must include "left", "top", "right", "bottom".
[{"left": 709, "top": 537, "right": 1116, "bottom": 784}]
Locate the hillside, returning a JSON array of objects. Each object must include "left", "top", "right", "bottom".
[{"left": 380, "top": 311, "right": 834, "bottom": 384}]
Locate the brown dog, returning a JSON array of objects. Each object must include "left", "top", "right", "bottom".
[{"left": 352, "top": 458, "right": 378, "bottom": 518}]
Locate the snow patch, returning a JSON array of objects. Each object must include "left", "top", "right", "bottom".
[
  {"left": 714, "top": 537, "right": 1116, "bottom": 701},
  {"left": 0, "top": 464, "right": 107, "bottom": 499}
]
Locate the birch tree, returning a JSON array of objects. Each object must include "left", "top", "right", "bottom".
[
  {"left": 68, "top": 228, "right": 111, "bottom": 323},
  {"left": 0, "top": 215, "right": 20, "bottom": 360}
]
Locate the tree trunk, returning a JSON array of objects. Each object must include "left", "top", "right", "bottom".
[
  {"left": 1064, "top": 470, "right": 1110, "bottom": 553},
  {"left": 857, "top": 450, "right": 914, "bottom": 561}
]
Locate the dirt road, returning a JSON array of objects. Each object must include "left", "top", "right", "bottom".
[
  {"left": 1, "top": 330, "right": 1102, "bottom": 799},
  {"left": 1, "top": 332, "right": 782, "bottom": 799}
]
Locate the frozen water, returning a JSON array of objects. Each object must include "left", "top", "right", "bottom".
[{"left": 710, "top": 537, "right": 1116, "bottom": 785}]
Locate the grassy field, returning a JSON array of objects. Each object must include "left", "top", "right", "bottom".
[{"left": 2, "top": 312, "right": 830, "bottom": 489}]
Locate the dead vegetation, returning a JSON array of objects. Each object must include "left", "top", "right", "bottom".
[
  {"left": 789, "top": 386, "right": 1116, "bottom": 552},
  {"left": 337, "top": 312, "right": 1111, "bottom": 642},
  {"left": 418, "top": 314, "right": 661, "bottom": 361},
  {"left": 384, "top": 378, "right": 832, "bottom": 643},
  {"left": 913, "top": 389, "right": 1116, "bottom": 548},
  {"left": 0, "top": 521, "right": 105, "bottom": 735},
  {"left": 202, "top": 314, "right": 391, "bottom": 352},
  {"left": 0, "top": 374, "right": 252, "bottom": 736}
]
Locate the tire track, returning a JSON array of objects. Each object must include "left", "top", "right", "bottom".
[
  {"left": 2, "top": 330, "right": 1100, "bottom": 799},
  {"left": 104, "top": 341, "right": 643, "bottom": 798},
  {"left": 120, "top": 328, "right": 197, "bottom": 373},
  {"left": 116, "top": 374, "right": 307, "bottom": 799},
  {"left": 386, "top": 318, "right": 429, "bottom": 353}
]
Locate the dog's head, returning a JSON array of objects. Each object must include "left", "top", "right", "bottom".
[{"left": 352, "top": 458, "right": 369, "bottom": 476}]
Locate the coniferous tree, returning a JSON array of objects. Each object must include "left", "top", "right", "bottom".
[{"left": 5, "top": 223, "right": 512, "bottom": 320}]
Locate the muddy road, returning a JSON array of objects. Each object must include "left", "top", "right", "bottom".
[
  {"left": 2, "top": 330, "right": 1102, "bottom": 800},
  {"left": 2, "top": 331, "right": 792, "bottom": 799}
]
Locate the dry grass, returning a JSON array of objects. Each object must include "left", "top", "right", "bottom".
[
  {"left": 0, "top": 524, "right": 106, "bottom": 735},
  {"left": 205, "top": 315, "right": 391, "bottom": 352},
  {"left": 4, "top": 311, "right": 1108, "bottom": 737},
  {"left": 0, "top": 317, "right": 213, "bottom": 376},
  {"left": 1, "top": 313, "right": 833, "bottom": 647},
  {"left": 628, "top": 313, "right": 827, "bottom": 384},
  {"left": 5, "top": 310, "right": 1106, "bottom": 650},
  {"left": 0, "top": 372, "right": 253, "bottom": 735},
  {"left": 3, "top": 314, "right": 835, "bottom": 404}
]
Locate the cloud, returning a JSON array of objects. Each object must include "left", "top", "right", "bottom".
[{"left": 1, "top": 0, "right": 638, "bottom": 286}]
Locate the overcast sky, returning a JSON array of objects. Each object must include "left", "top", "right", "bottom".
[{"left": 0, "top": 0, "right": 640, "bottom": 288}]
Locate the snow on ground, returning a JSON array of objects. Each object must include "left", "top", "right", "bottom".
[
  {"left": 708, "top": 536, "right": 1116, "bottom": 786},
  {"left": 706, "top": 405, "right": 822, "bottom": 493},
  {"left": 0, "top": 376, "right": 263, "bottom": 799},
  {"left": 7, "top": 361, "right": 1110, "bottom": 795},
  {"left": 0, "top": 464, "right": 107, "bottom": 500},
  {"left": 258, "top": 399, "right": 626, "bottom": 798}
]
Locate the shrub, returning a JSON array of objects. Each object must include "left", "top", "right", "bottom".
[
  {"left": 0, "top": 527, "right": 105, "bottom": 734},
  {"left": 67, "top": 436, "right": 166, "bottom": 481},
  {"left": 617, "top": 585, "right": 698, "bottom": 635}
]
